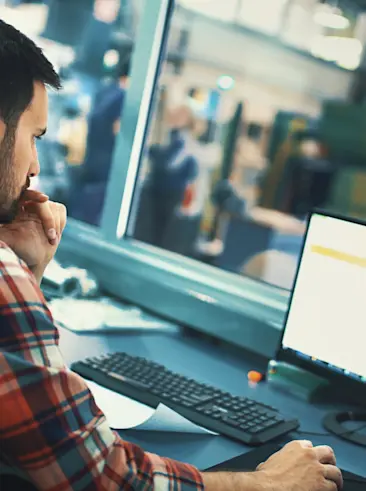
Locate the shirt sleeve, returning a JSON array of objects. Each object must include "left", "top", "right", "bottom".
[{"left": 0, "top": 242, "right": 204, "bottom": 491}]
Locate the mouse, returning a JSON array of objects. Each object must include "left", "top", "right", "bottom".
[{"left": 205, "top": 444, "right": 366, "bottom": 491}]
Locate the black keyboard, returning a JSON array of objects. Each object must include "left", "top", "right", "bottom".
[{"left": 71, "top": 352, "right": 299, "bottom": 446}]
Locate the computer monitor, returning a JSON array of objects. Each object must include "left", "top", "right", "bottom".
[{"left": 277, "top": 211, "right": 366, "bottom": 397}]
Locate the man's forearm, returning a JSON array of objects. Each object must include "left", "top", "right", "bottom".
[{"left": 203, "top": 471, "right": 268, "bottom": 491}]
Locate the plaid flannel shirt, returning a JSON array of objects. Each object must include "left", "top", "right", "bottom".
[{"left": 0, "top": 241, "right": 204, "bottom": 491}]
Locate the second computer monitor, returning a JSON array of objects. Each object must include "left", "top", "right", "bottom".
[{"left": 279, "top": 211, "right": 366, "bottom": 388}]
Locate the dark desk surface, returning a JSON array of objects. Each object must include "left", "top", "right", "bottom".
[{"left": 59, "top": 326, "right": 366, "bottom": 476}]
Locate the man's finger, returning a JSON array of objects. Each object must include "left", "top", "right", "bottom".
[
  {"left": 314, "top": 446, "right": 337, "bottom": 465},
  {"left": 53, "top": 205, "right": 61, "bottom": 239},
  {"left": 324, "top": 465, "right": 343, "bottom": 490},
  {"left": 58, "top": 203, "right": 67, "bottom": 233},
  {"left": 49, "top": 203, "right": 67, "bottom": 238},
  {"left": 324, "top": 481, "right": 338, "bottom": 491},
  {"left": 21, "top": 189, "right": 49, "bottom": 203},
  {"left": 27, "top": 201, "right": 57, "bottom": 245}
]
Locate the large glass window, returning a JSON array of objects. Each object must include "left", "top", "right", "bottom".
[
  {"left": 1, "top": 0, "right": 142, "bottom": 227},
  {"left": 177, "top": 0, "right": 364, "bottom": 71},
  {"left": 281, "top": 0, "right": 364, "bottom": 70},
  {"left": 238, "top": 0, "right": 288, "bottom": 35},
  {"left": 126, "top": 0, "right": 366, "bottom": 292},
  {"left": 282, "top": 0, "right": 324, "bottom": 50},
  {"left": 178, "top": 0, "right": 238, "bottom": 23}
]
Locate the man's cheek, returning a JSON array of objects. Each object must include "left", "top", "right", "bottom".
[
  {"left": 13, "top": 149, "right": 30, "bottom": 187},
  {"left": 0, "top": 120, "right": 6, "bottom": 143}
]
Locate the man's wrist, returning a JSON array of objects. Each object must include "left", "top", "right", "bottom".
[
  {"left": 0, "top": 230, "right": 44, "bottom": 284},
  {"left": 30, "top": 265, "right": 45, "bottom": 285},
  {"left": 203, "top": 471, "right": 270, "bottom": 491}
]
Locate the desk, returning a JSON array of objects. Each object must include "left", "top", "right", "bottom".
[{"left": 59, "top": 326, "right": 365, "bottom": 476}]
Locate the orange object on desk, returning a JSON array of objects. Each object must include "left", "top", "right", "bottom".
[{"left": 248, "top": 370, "right": 264, "bottom": 383}]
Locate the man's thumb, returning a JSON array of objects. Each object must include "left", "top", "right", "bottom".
[{"left": 299, "top": 440, "right": 314, "bottom": 448}]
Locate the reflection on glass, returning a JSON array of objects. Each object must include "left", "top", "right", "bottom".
[
  {"left": 178, "top": 0, "right": 238, "bottom": 23},
  {"left": 282, "top": 0, "right": 363, "bottom": 69},
  {"left": 1, "top": 0, "right": 140, "bottom": 227},
  {"left": 239, "top": 0, "right": 287, "bottom": 35},
  {"left": 282, "top": 0, "right": 323, "bottom": 50},
  {"left": 130, "top": 0, "right": 366, "bottom": 292}
]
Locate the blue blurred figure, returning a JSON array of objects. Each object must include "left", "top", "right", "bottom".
[
  {"left": 69, "top": 59, "right": 130, "bottom": 225},
  {"left": 134, "top": 106, "right": 199, "bottom": 247}
]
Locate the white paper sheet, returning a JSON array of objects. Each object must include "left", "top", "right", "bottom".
[
  {"left": 87, "top": 381, "right": 217, "bottom": 435},
  {"left": 50, "top": 298, "right": 178, "bottom": 333}
]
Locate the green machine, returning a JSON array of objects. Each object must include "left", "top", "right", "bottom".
[
  {"left": 319, "top": 101, "right": 366, "bottom": 219},
  {"left": 260, "top": 111, "right": 313, "bottom": 211},
  {"left": 208, "top": 102, "right": 244, "bottom": 241}
]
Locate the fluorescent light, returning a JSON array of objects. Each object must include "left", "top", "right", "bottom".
[
  {"left": 314, "top": 11, "right": 349, "bottom": 29},
  {"left": 314, "top": 6, "right": 350, "bottom": 30},
  {"left": 311, "top": 35, "right": 362, "bottom": 70}
]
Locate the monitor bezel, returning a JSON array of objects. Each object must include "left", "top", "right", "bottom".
[{"left": 276, "top": 209, "right": 366, "bottom": 394}]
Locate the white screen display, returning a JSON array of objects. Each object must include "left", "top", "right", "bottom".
[{"left": 282, "top": 213, "right": 366, "bottom": 381}]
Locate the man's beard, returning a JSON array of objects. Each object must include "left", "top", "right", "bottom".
[{"left": 0, "top": 126, "right": 28, "bottom": 224}]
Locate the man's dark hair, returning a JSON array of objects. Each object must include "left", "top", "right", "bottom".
[{"left": 0, "top": 20, "right": 61, "bottom": 127}]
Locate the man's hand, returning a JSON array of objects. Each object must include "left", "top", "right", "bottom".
[
  {"left": 203, "top": 440, "right": 343, "bottom": 491},
  {"left": 0, "top": 190, "right": 67, "bottom": 284},
  {"left": 256, "top": 441, "right": 343, "bottom": 491}
]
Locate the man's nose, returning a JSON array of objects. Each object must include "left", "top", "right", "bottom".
[{"left": 29, "top": 152, "right": 41, "bottom": 178}]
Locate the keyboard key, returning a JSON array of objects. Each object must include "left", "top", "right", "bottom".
[
  {"left": 251, "top": 425, "right": 265, "bottom": 433},
  {"left": 261, "top": 419, "right": 281, "bottom": 430},
  {"left": 108, "top": 372, "right": 151, "bottom": 390},
  {"left": 222, "top": 415, "right": 241, "bottom": 427}
]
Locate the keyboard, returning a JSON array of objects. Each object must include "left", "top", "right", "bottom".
[{"left": 71, "top": 351, "right": 299, "bottom": 445}]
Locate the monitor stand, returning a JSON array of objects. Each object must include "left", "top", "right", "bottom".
[
  {"left": 267, "top": 360, "right": 366, "bottom": 447},
  {"left": 311, "top": 382, "right": 366, "bottom": 407},
  {"left": 323, "top": 411, "right": 366, "bottom": 447}
]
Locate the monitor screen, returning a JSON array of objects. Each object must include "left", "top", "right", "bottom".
[{"left": 281, "top": 212, "right": 366, "bottom": 384}]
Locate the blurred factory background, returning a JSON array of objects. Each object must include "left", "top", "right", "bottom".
[{"left": 1, "top": 0, "right": 365, "bottom": 290}]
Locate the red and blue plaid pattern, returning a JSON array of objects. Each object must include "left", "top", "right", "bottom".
[{"left": 0, "top": 241, "right": 204, "bottom": 490}]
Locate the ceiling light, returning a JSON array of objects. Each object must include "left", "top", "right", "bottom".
[
  {"left": 314, "top": 5, "right": 350, "bottom": 29},
  {"left": 217, "top": 75, "right": 235, "bottom": 91}
]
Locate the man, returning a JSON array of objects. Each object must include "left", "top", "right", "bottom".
[
  {"left": 0, "top": 20, "right": 343, "bottom": 491},
  {"left": 142, "top": 106, "right": 199, "bottom": 247},
  {"left": 69, "top": 58, "right": 130, "bottom": 225},
  {"left": 83, "top": 57, "right": 130, "bottom": 184}
]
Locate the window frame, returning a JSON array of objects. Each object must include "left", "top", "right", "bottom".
[{"left": 58, "top": 0, "right": 291, "bottom": 359}]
